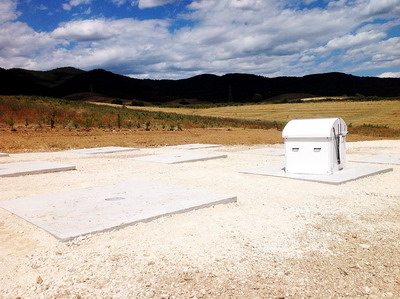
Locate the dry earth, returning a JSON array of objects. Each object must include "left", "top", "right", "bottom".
[
  {"left": 0, "top": 132, "right": 399, "bottom": 298},
  {"left": 0, "top": 127, "right": 390, "bottom": 153},
  {"left": 0, "top": 128, "right": 282, "bottom": 153}
]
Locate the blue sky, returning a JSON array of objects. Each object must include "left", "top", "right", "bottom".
[{"left": 0, "top": 0, "right": 399, "bottom": 79}]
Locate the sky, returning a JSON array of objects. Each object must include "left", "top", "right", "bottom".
[{"left": 0, "top": 0, "right": 399, "bottom": 79}]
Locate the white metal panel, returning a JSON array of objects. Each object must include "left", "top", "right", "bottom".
[{"left": 285, "top": 139, "right": 333, "bottom": 174}]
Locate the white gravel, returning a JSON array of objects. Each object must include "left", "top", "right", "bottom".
[{"left": 1, "top": 140, "right": 399, "bottom": 298}]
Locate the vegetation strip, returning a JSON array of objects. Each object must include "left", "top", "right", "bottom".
[
  {"left": 1, "top": 96, "right": 399, "bottom": 139},
  {"left": 0, "top": 96, "right": 284, "bottom": 131}
]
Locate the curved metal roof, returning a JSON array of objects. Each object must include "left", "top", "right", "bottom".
[{"left": 282, "top": 117, "right": 347, "bottom": 138}]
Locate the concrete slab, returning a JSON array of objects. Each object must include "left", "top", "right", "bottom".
[
  {"left": 240, "top": 164, "right": 393, "bottom": 185},
  {"left": 67, "top": 146, "right": 139, "bottom": 155},
  {"left": 0, "top": 153, "right": 9, "bottom": 157},
  {"left": 239, "top": 148, "right": 284, "bottom": 156},
  {"left": 0, "top": 180, "right": 237, "bottom": 241},
  {"left": 166, "top": 144, "right": 221, "bottom": 150},
  {"left": 130, "top": 152, "right": 227, "bottom": 164},
  {"left": 0, "top": 161, "right": 76, "bottom": 178},
  {"left": 350, "top": 154, "right": 400, "bottom": 165}
]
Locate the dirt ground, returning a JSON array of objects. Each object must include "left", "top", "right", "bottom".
[
  {"left": 0, "top": 130, "right": 399, "bottom": 298},
  {"left": 0, "top": 127, "right": 390, "bottom": 153}
]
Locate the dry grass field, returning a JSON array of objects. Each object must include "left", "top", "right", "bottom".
[
  {"left": 1, "top": 97, "right": 399, "bottom": 152},
  {"left": 129, "top": 100, "right": 400, "bottom": 129}
]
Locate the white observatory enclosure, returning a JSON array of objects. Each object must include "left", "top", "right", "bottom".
[{"left": 282, "top": 118, "right": 348, "bottom": 175}]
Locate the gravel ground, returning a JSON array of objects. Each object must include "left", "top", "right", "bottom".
[{"left": 0, "top": 140, "right": 399, "bottom": 298}]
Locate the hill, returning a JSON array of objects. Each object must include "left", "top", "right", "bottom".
[{"left": 1, "top": 67, "right": 399, "bottom": 103}]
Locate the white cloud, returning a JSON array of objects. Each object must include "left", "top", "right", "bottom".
[
  {"left": 0, "top": 22, "right": 56, "bottom": 68},
  {"left": 63, "top": 0, "right": 92, "bottom": 11},
  {"left": 137, "top": 0, "right": 177, "bottom": 9},
  {"left": 348, "top": 37, "right": 400, "bottom": 64},
  {"left": 303, "top": 0, "right": 318, "bottom": 5},
  {"left": 176, "top": 0, "right": 356, "bottom": 70},
  {"left": 52, "top": 19, "right": 114, "bottom": 41},
  {"left": 166, "top": 0, "right": 400, "bottom": 77},
  {"left": 378, "top": 72, "right": 400, "bottom": 78},
  {"left": 25, "top": 18, "right": 171, "bottom": 71},
  {"left": 333, "top": 36, "right": 400, "bottom": 74},
  {"left": 0, "top": 0, "right": 19, "bottom": 24},
  {"left": 111, "top": 0, "right": 127, "bottom": 6},
  {"left": 325, "top": 31, "right": 386, "bottom": 50},
  {"left": 0, "top": 0, "right": 399, "bottom": 79},
  {"left": 229, "top": 0, "right": 264, "bottom": 10},
  {"left": 369, "top": 37, "right": 400, "bottom": 65},
  {"left": 361, "top": 0, "right": 400, "bottom": 19},
  {"left": 52, "top": 18, "right": 169, "bottom": 43},
  {"left": 299, "top": 55, "right": 315, "bottom": 63},
  {"left": 36, "top": 5, "right": 48, "bottom": 11}
]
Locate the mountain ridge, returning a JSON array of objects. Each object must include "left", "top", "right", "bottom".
[{"left": 1, "top": 67, "right": 399, "bottom": 103}]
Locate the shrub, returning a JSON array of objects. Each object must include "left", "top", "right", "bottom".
[
  {"left": 126, "top": 119, "right": 133, "bottom": 129},
  {"left": 252, "top": 93, "right": 263, "bottom": 102},
  {"left": 50, "top": 111, "right": 56, "bottom": 128},
  {"left": 179, "top": 100, "right": 190, "bottom": 105},
  {"left": 111, "top": 99, "right": 123, "bottom": 105},
  {"left": 145, "top": 120, "right": 151, "bottom": 131},
  {"left": 131, "top": 99, "right": 145, "bottom": 106},
  {"left": 64, "top": 119, "right": 71, "bottom": 128},
  {"left": 85, "top": 117, "right": 93, "bottom": 128},
  {"left": 7, "top": 115, "right": 14, "bottom": 128},
  {"left": 361, "top": 123, "right": 389, "bottom": 129},
  {"left": 117, "top": 114, "right": 122, "bottom": 129}
]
